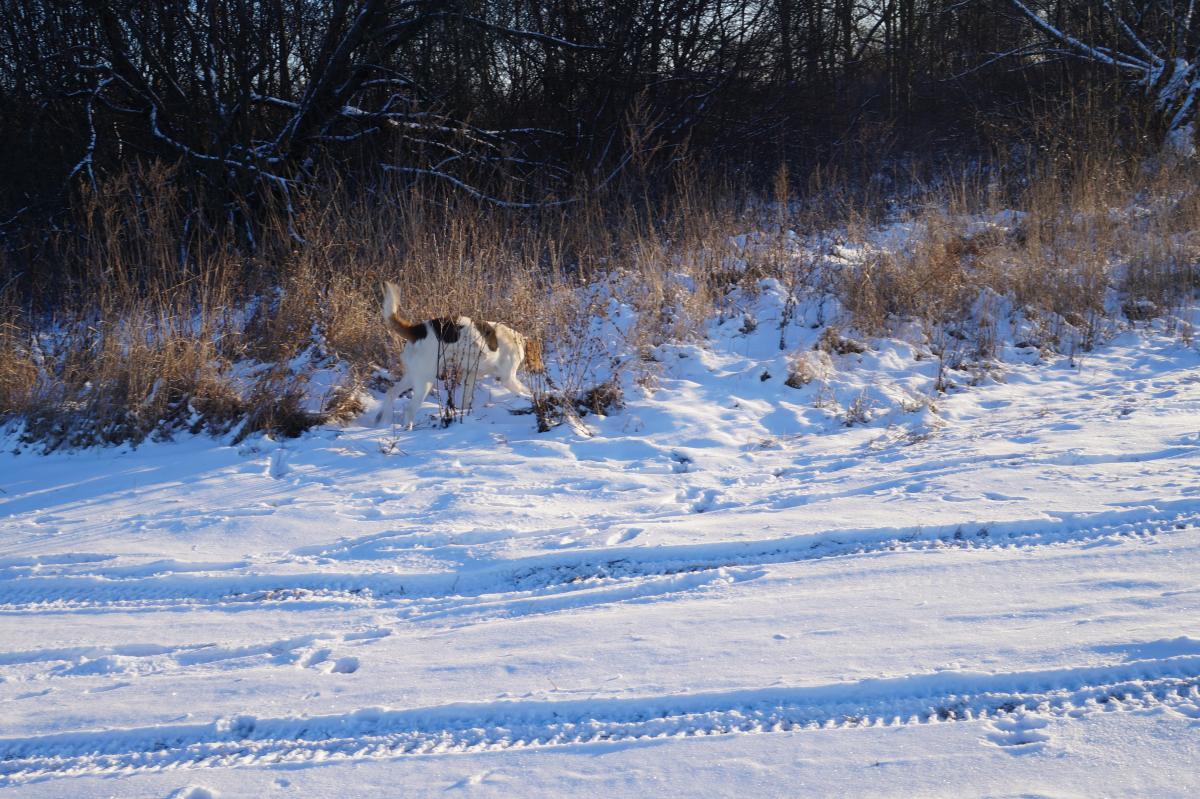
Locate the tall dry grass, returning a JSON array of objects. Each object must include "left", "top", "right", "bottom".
[
  {"left": 0, "top": 160, "right": 772, "bottom": 449},
  {"left": 838, "top": 125, "right": 1200, "bottom": 363},
  {"left": 2, "top": 127, "right": 1198, "bottom": 450}
]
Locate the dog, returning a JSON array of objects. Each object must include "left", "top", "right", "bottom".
[{"left": 375, "top": 281, "right": 544, "bottom": 429}]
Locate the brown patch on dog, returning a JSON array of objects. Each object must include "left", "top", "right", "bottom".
[
  {"left": 523, "top": 339, "right": 546, "bottom": 373},
  {"left": 381, "top": 281, "right": 428, "bottom": 343},
  {"left": 472, "top": 319, "right": 499, "bottom": 351},
  {"left": 384, "top": 313, "right": 428, "bottom": 343}
]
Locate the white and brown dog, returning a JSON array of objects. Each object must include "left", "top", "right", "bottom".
[{"left": 375, "top": 281, "right": 544, "bottom": 429}]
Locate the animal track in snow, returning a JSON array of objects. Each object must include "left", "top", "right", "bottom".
[
  {"left": 307, "top": 651, "right": 359, "bottom": 674},
  {"left": 167, "top": 787, "right": 218, "bottom": 799},
  {"left": 329, "top": 656, "right": 359, "bottom": 674},
  {"left": 0, "top": 627, "right": 389, "bottom": 683},
  {"left": 984, "top": 712, "right": 1052, "bottom": 753},
  {"left": 605, "top": 528, "right": 642, "bottom": 546},
  {"left": 300, "top": 648, "right": 332, "bottom": 669}
]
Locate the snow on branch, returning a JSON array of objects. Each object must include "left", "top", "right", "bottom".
[
  {"left": 1008, "top": 0, "right": 1200, "bottom": 135},
  {"left": 1007, "top": 0, "right": 1151, "bottom": 70},
  {"left": 68, "top": 77, "right": 112, "bottom": 191}
]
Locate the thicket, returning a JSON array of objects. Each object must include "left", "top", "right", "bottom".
[{"left": 1, "top": 2, "right": 1197, "bottom": 448}]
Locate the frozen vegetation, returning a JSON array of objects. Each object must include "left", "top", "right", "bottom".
[{"left": 2, "top": 221, "right": 1198, "bottom": 796}]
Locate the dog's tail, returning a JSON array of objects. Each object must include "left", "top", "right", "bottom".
[
  {"left": 523, "top": 337, "right": 546, "bottom": 373},
  {"left": 381, "top": 281, "right": 425, "bottom": 343}
]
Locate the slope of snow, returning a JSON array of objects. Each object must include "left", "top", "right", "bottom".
[{"left": 1, "top": 281, "right": 1198, "bottom": 797}]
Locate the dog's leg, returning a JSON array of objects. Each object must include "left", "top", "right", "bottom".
[
  {"left": 500, "top": 373, "right": 532, "bottom": 397},
  {"left": 375, "top": 374, "right": 412, "bottom": 424},
  {"left": 405, "top": 377, "right": 435, "bottom": 431}
]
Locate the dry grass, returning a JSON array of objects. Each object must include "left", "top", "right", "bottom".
[
  {"left": 0, "top": 160, "right": 770, "bottom": 449},
  {"left": 2, "top": 130, "right": 1199, "bottom": 450},
  {"left": 835, "top": 134, "right": 1200, "bottom": 364},
  {"left": 784, "top": 350, "right": 833, "bottom": 388}
]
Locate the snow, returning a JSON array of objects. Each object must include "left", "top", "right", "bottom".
[{"left": 1, "top": 271, "right": 1199, "bottom": 796}]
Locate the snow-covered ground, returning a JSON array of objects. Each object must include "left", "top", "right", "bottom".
[{"left": 2, "top": 278, "right": 1199, "bottom": 797}]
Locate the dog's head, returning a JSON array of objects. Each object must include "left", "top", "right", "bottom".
[{"left": 523, "top": 338, "right": 546, "bottom": 374}]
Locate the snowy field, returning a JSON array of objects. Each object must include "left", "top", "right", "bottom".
[{"left": 2, "top": 279, "right": 1199, "bottom": 797}]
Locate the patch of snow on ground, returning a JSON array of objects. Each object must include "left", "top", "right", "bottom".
[{"left": 1, "top": 264, "right": 1199, "bottom": 796}]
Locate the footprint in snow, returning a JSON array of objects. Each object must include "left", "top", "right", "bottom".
[
  {"left": 450, "top": 770, "right": 506, "bottom": 789},
  {"left": 302, "top": 648, "right": 332, "bottom": 669},
  {"left": 344, "top": 627, "right": 392, "bottom": 642},
  {"left": 328, "top": 656, "right": 359, "bottom": 674},
  {"left": 982, "top": 491, "right": 1027, "bottom": 502},
  {"left": 85, "top": 680, "right": 132, "bottom": 694},
  {"left": 301, "top": 647, "right": 360, "bottom": 674},
  {"left": 605, "top": 527, "right": 642, "bottom": 546},
  {"left": 690, "top": 488, "right": 721, "bottom": 513},
  {"left": 674, "top": 485, "right": 721, "bottom": 513},
  {"left": 167, "top": 787, "right": 218, "bottom": 799},
  {"left": 985, "top": 712, "right": 1051, "bottom": 753},
  {"left": 265, "top": 449, "right": 290, "bottom": 479}
]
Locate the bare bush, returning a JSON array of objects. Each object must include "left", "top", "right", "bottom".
[
  {"left": 785, "top": 350, "right": 833, "bottom": 388},
  {"left": 815, "top": 326, "right": 869, "bottom": 356}
]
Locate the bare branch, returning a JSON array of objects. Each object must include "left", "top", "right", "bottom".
[
  {"left": 68, "top": 76, "right": 112, "bottom": 191},
  {"left": 1101, "top": 0, "right": 1163, "bottom": 66},
  {"left": 380, "top": 165, "right": 576, "bottom": 209},
  {"left": 1008, "top": 0, "right": 1150, "bottom": 71}
]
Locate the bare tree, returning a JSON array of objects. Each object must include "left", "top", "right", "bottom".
[
  {"left": 9, "top": 0, "right": 603, "bottom": 217},
  {"left": 1009, "top": 0, "right": 1200, "bottom": 145},
  {"left": 0, "top": 0, "right": 1147, "bottom": 240}
]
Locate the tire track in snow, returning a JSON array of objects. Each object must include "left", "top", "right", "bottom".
[
  {"left": 0, "top": 504, "right": 1194, "bottom": 615},
  {"left": 0, "top": 627, "right": 391, "bottom": 683},
  {"left": 2, "top": 656, "right": 1198, "bottom": 785}
]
